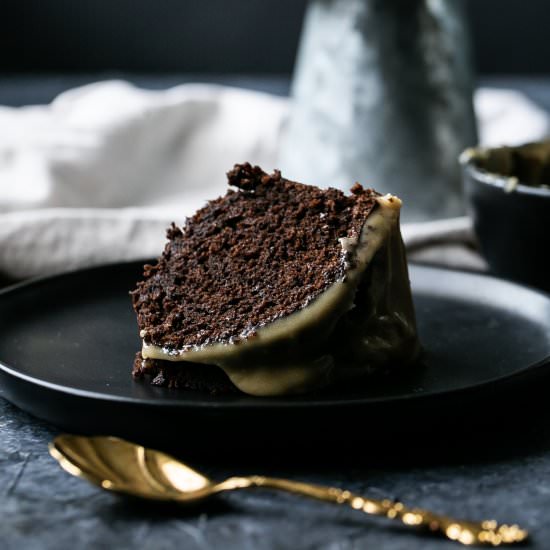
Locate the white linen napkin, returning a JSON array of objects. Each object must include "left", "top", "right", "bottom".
[{"left": 0, "top": 81, "right": 548, "bottom": 280}]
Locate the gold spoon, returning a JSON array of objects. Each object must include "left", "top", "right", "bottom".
[{"left": 49, "top": 434, "right": 527, "bottom": 547}]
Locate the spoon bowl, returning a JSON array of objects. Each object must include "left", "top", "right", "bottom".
[{"left": 50, "top": 434, "right": 214, "bottom": 501}]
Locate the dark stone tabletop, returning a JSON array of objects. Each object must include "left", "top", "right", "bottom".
[
  {"left": 2, "top": 75, "right": 550, "bottom": 549},
  {"left": 4, "top": 381, "right": 550, "bottom": 550}
]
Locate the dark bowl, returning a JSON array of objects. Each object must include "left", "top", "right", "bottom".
[{"left": 461, "top": 140, "right": 550, "bottom": 291}]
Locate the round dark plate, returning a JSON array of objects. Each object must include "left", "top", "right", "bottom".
[{"left": 1, "top": 261, "right": 550, "bottom": 447}]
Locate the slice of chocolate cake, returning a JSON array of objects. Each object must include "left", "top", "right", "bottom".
[{"left": 131, "top": 163, "right": 419, "bottom": 396}]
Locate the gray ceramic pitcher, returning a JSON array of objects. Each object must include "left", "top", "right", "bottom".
[{"left": 278, "top": 0, "right": 477, "bottom": 221}]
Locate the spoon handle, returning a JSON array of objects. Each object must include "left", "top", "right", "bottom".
[{"left": 215, "top": 476, "right": 526, "bottom": 547}]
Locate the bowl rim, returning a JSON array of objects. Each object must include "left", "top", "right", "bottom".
[{"left": 460, "top": 145, "right": 550, "bottom": 198}]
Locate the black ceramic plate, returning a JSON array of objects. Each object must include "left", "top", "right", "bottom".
[{"left": 1, "top": 261, "right": 550, "bottom": 446}]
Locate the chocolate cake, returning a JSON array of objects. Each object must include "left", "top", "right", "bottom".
[{"left": 131, "top": 163, "right": 419, "bottom": 396}]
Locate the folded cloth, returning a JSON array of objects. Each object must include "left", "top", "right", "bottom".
[
  {"left": 0, "top": 81, "right": 548, "bottom": 281},
  {"left": 0, "top": 82, "right": 287, "bottom": 213},
  {"left": 0, "top": 81, "right": 287, "bottom": 280}
]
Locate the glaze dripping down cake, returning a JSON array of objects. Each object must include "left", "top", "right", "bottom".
[{"left": 131, "top": 163, "right": 419, "bottom": 396}]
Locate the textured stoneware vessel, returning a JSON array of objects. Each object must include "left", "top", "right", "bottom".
[
  {"left": 279, "top": 0, "right": 478, "bottom": 221},
  {"left": 462, "top": 141, "right": 550, "bottom": 291}
]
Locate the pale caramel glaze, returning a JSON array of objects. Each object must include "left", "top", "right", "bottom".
[{"left": 142, "top": 195, "right": 419, "bottom": 396}]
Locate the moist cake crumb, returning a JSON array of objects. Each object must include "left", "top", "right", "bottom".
[
  {"left": 133, "top": 352, "right": 238, "bottom": 394},
  {"left": 131, "top": 162, "right": 379, "bottom": 351}
]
